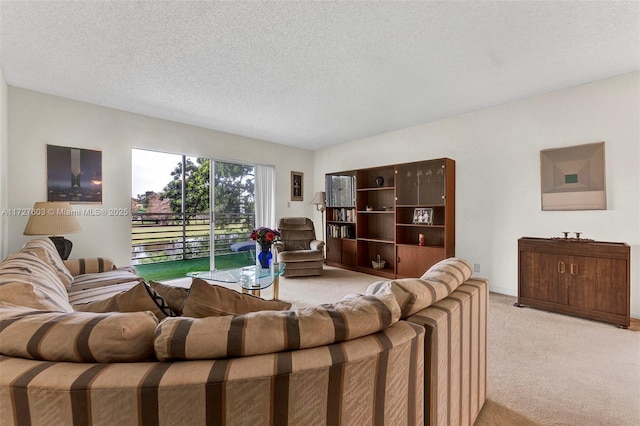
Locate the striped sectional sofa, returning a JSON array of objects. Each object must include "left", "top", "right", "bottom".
[{"left": 0, "top": 238, "right": 487, "bottom": 426}]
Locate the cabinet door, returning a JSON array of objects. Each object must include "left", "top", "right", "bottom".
[
  {"left": 326, "top": 238, "right": 341, "bottom": 264},
  {"left": 396, "top": 160, "right": 446, "bottom": 206},
  {"left": 396, "top": 246, "right": 444, "bottom": 278},
  {"left": 341, "top": 240, "right": 357, "bottom": 267},
  {"left": 567, "top": 256, "right": 628, "bottom": 315},
  {"left": 519, "top": 251, "right": 566, "bottom": 304},
  {"left": 397, "top": 246, "right": 421, "bottom": 278}
]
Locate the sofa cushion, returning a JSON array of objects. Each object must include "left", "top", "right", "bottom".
[
  {"left": 68, "top": 269, "right": 141, "bottom": 293},
  {"left": 154, "top": 293, "right": 400, "bottom": 361},
  {"left": 20, "top": 237, "right": 74, "bottom": 289},
  {"left": 73, "top": 281, "right": 175, "bottom": 319},
  {"left": 181, "top": 278, "right": 291, "bottom": 317},
  {"left": 366, "top": 257, "right": 473, "bottom": 318},
  {"left": 148, "top": 281, "right": 190, "bottom": 316},
  {"left": 277, "top": 250, "right": 324, "bottom": 263},
  {"left": 0, "top": 304, "right": 158, "bottom": 362},
  {"left": 0, "top": 252, "right": 74, "bottom": 313}
]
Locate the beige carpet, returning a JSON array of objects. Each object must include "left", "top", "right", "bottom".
[
  {"left": 476, "top": 293, "right": 640, "bottom": 426},
  {"left": 167, "top": 266, "right": 640, "bottom": 425}
]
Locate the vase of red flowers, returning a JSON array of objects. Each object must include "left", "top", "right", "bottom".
[{"left": 250, "top": 227, "right": 280, "bottom": 268}]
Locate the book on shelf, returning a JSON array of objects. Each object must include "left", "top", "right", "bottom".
[
  {"left": 331, "top": 208, "right": 354, "bottom": 222},
  {"left": 327, "top": 223, "right": 353, "bottom": 239}
]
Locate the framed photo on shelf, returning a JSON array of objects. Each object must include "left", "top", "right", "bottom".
[
  {"left": 412, "top": 207, "right": 433, "bottom": 224},
  {"left": 291, "top": 171, "right": 303, "bottom": 201}
]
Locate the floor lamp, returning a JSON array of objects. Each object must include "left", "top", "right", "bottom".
[{"left": 310, "top": 191, "right": 326, "bottom": 262}]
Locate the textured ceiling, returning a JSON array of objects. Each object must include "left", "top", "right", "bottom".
[{"left": 1, "top": 1, "right": 638, "bottom": 150}]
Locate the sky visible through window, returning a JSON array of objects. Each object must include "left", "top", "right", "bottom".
[{"left": 131, "top": 149, "right": 182, "bottom": 197}]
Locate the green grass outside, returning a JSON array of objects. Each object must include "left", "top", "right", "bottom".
[{"left": 134, "top": 252, "right": 255, "bottom": 281}]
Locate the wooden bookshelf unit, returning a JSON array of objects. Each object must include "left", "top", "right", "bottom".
[{"left": 325, "top": 158, "right": 455, "bottom": 278}]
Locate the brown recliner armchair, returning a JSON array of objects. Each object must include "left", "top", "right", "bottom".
[{"left": 273, "top": 217, "right": 324, "bottom": 277}]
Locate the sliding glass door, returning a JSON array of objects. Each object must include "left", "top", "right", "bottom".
[{"left": 131, "top": 149, "right": 257, "bottom": 279}]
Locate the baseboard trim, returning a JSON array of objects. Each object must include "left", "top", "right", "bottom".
[{"left": 489, "top": 286, "right": 517, "bottom": 297}]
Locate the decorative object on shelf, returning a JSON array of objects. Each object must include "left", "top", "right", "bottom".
[
  {"left": 250, "top": 227, "right": 280, "bottom": 268},
  {"left": 412, "top": 207, "right": 433, "bottom": 224},
  {"left": 291, "top": 171, "right": 303, "bottom": 201},
  {"left": 372, "top": 255, "right": 386, "bottom": 270},
  {"left": 540, "top": 141, "right": 606, "bottom": 211},
  {"left": 47, "top": 144, "right": 102, "bottom": 203},
  {"left": 23, "top": 201, "right": 82, "bottom": 260},
  {"left": 310, "top": 191, "right": 326, "bottom": 261},
  {"left": 419, "top": 233, "right": 425, "bottom": 246},
  {"left": 551, "top": 231, "right": 594, "bottom": 242},
  {"left": 375, "top": 176, "right": 384, "bottom": 187}
]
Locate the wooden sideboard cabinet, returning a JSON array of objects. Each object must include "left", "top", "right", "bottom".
[{"left": 517, "top": 237, "right": 630, "bottom": 328}]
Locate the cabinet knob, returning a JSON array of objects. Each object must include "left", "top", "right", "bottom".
[
  {"left": 557, "top": 262, "right": 565, "bottom": 274},
  {"left": 397, "top": 257, "right": 401, "bottom": 263}
]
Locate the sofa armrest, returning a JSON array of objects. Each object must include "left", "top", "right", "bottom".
[
  {"left": 310, "top": 240, "right": 325, "bottom": 251},
  {"left": 407, "top": 278, "right": 488, "bottom": 426}
]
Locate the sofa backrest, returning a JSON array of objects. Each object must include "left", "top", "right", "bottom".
[
  {"left": 20, "top": 237, "right": 74, "bottom": 288},
  {"left": 155, "top": 293, "right": 400, "bottom": 361},
  {"left": 277, "top": 217, "right": 317, "bottom": 251},
  {"left": 0, "top": 252, "right": 74, "bottom": 313}
]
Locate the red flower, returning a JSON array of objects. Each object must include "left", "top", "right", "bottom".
[{"left": 250, "top": 227, "right": 280, "bottom": 245}]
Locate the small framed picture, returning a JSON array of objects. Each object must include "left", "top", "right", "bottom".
[
  {"left": 291, "top": 171, "right": 303, "bottom": 201},
  {"left": 413, "top": 208, "right": 433, "bottom": 224}
]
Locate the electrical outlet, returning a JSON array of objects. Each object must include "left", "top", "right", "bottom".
[{"left": 474, "top": 263, "right": 480, "bottom": 272}]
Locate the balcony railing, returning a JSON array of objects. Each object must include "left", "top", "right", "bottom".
[{"left": 131, "top": 212, "right": 255, "bottom": 265}]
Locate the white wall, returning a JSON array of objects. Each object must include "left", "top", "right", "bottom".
[
  {"left": 315, "top": 72, "right": 640, "bottom": 318},
  {"left": 0, "top": 68, "right": 8, "bottom": 260},
  {"left": 7, "top": 88, "right": 316, "bottom": 265}
]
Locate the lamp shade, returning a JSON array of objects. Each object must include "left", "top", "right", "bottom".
[
  {"left": 310, "top": 191, "right": 325, "bottom": 206},
  {"left": 23, "top": 202, "right": 82, "bottom": 236}
]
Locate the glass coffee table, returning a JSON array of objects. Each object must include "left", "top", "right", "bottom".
[{"left": 187, "top": 262, "right": 285, "bottom": 300}]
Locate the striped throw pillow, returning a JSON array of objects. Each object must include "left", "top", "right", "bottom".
[
  {"left": 0, "top": 252, "right": 74, "bottom": 313},
  {"left": 21, "top": 238, "right": 74, "bottom": 289},
  {"left": 148, "top": 281, "right": 190, "bottom": 316},
  {"left": 0, "top": 304, "right": 158, "bottom": 362},
  {"left": 63, "top": 257, "right": 117, "bottom": 276},
  {"left": 367, "top": 257, "right": 473, "bottom": 318},
  {"left": 154, "top": 293, "right": 400, "bottom": 361}
]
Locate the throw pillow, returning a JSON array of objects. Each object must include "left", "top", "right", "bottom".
[
  {"left": 73, "top": 280, "right": 175, "bottom": 319},
  {"left": 181, "top": 278, "right": 292, "bottom": 318},
  {"left": 154, "top": 293, "right": 400, "bottom": 361},
  {"left": 0, "top": 252, "right": 74, "bottom": 313},
  {"left": 0, "top": 304, "right": 157, "bottom": 362},
  {"left": 20, "top": 237, "right": 74, "bottom": 289},
  {"left": 148, "top": 280, "right": 190, "bottom": 316}
]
